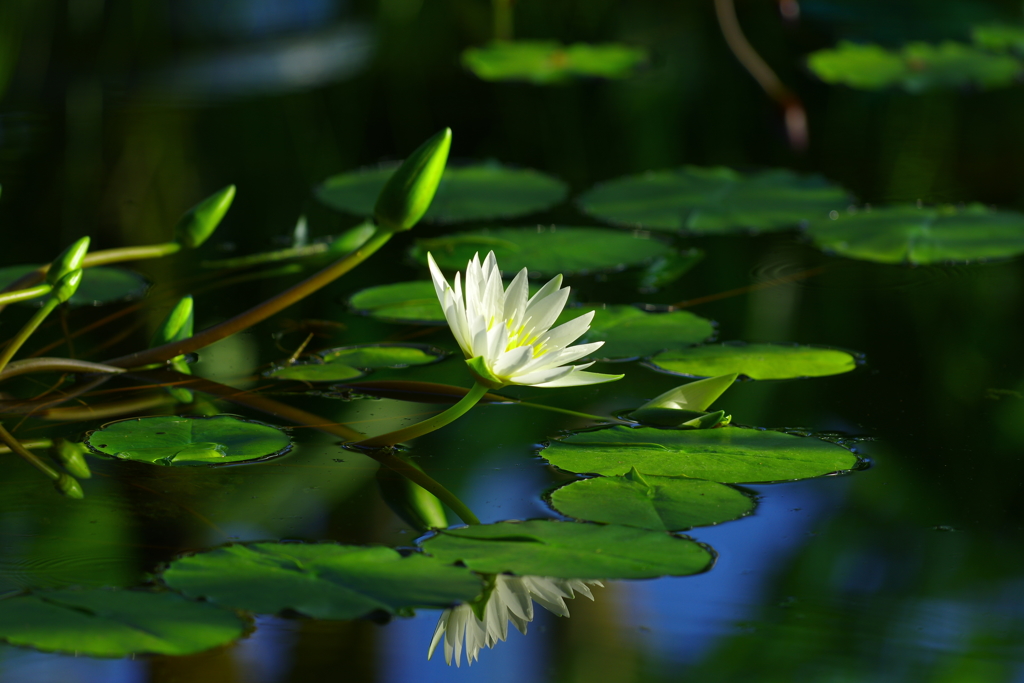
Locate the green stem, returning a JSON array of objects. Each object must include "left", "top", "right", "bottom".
[
  {"left": 0, "top": 438, "right": 53, "bottom": 454},
  {"left": 82, "top": 242, "right": 181, "bottom": 267},
  {"left": 0, "top": 283, "right": 52, "bottom": 306},
  {"left": 0, "top": 357, "right": 125, "bottom": 382},
  {"left": 515, "top": 400, "right": 623, "bottom": 423},
  {"left": 0, "top": 423, "right": 59, "bottom": 480},
  {"left": 356, "top": 382, "right": 490, "bottom": 448},
  {"left": 494, "top": 0, "right": 513, "bottom": 40},
  {"left": 0, "top": 298, "right": 60, "bottom": 375},
  {"left": 104, "top": 229, "right": 394, "bottom": 369}
]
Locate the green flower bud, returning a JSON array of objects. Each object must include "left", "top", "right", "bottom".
[
  {"left": 374, "top": 128, "right": 452, "bottom": 232},
  {"left": 51, "top": 269, "right": 83, "bottom": 304},
  {"left": 54, "top": 473, "right": 85, "bottom": 499},
  {"left": 46, "top": 237, "right": 90, "bottom": 286},
  {"left": 151, "top": 296, "right": 194, "bottom": 346},
  {"left": 50, "top": 439, "right": 92, "bottom": 479},
  {"left": 174, "top": 185, "right": 236, "bottom": 249},
  {"left": 466, "top": 356, "right": 506, "bottom": 390},
  {"left": 376, "top": 457, "right": 448, "bottom": 532}
]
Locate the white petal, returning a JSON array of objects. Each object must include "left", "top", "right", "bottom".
[
  {"left": 491, "top": 345, "right": 533, "bottom": 376},
  {"left": 505, "top": 343, "right": 601, "bottom": 378},
  {"left": 426, "top": 252, "right": 450, "bottom": 302},
  {"left": 532, "top": 369, "right": 625, "bottom": 388},
  {"left": 496, "top": 576, "right": 534, "bottom": 622},
  {"left": 502, "top": 268, "right": 530, "bottom": 327},
  {"left": 427, "top": 610, "right": 450, "bottom": 661},
  {"left": 536, "top": 311, "right": 594, "bottom": 353},
  {"left": 508, "top": 364, "right": 575, "bottom": 387},
  {"left": 526, "top": 273, "right": 563, "bottom": 308}
]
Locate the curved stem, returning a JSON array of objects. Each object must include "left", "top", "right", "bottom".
[
  {"left": 0, "top": 283, "right": 51, "bottom": 306},
  {"left": 355, "top": 382, "right": 489, "bottom": 448},
  {"left": 0, "top": 357, "right": 125, "bottom": 382},
  {"left": 0, "top": 423, "right": 59, "bottom": 480},
  {"left": 0, "top": 299, "right": 59, "bottom": 375},
  {"left": 515, "top": 400, "right": 623, "bottom": 422},
  {"left": 103, "top": 229, "right": 393, "bottom": 369},
  {"left": 0, "top": 437, "right": 53, "bottom": 454}
]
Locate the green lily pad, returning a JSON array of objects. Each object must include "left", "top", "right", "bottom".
[
  {"left": 541, "top": 425, "right": 859, "bottom": 483},
  {"left": 0, "top": 265, "right": 149, "bottom": 307},
  {"left": 461, "top": 41, "right": 647, "bottom": 84},
  {"left": 348, "top": 280, "right": 446, "bottom": 324},
  {"left": 412, "top": 226, "right": 673, "bottom": 277},
  {"left": 316, "top": 162, "right": 567, "bottom": 223},
  {"left": 86, "top": 415, "right": 292, "bottom": 466},
  {"left": 972, "top": 23, "right": 1024, "bottom": 54},
  {"left": 550, "top": 469, "right": 755, "bottom": 531},
  {"left": 557, "top": 305, "right": 714, "bottom": 360},
  {"left": 0, "top": 588, "right": 245, "bottom": 657},
  {"left": 807, "top": 40, "right": 1023, "bottom": 92},
  {"left": 578, "top": 167, "right": 847, "bottom": 234},
  {"left": 161, "top": 543, "right": 483, "bottom": 620},
  {"left": 420, "top": 520, "right": 712, "bottom": 580},
  {"left": 806, "top": 203, "right": 1024, "bottom": 264},
  {"left": 265, "top": 363, "right": 366, "bottom": 382},
  {"left": 649, "top": 344, "right": 857, "bottom": 380},
  {"left": 266, "top": 344, "right": 444, "bottom": 382}
]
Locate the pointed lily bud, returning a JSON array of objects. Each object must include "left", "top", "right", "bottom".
[
  {"left": 54, "top": 473, "right": 85, "bottom": 499},
  {"left": 151, "top": 296, "right": 196, "bottom": 403},
  {"left": 376, "top": 457, "right": 449, "bottom": 532},
  {"left": 174, "top": 185, "right": 236, "bottom": 249},
  {"left": 374, "top": 128, "right": 451, "bottom": 232},
  {"left": 50, "top": 439, "right": 92, "bottom": 479},
  {"left": 51, "top": 269, "right": 83, "bottom": 304},
  {"left": 47, "top": 237, "right": 90, "bottom": 286}
]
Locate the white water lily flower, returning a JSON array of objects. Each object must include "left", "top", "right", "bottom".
[
  {"left": 427, "top": 574, "right": 603, "bottom": 667},
  {"left": 427, "top": 251, "right": 623, "bottom": 389}
]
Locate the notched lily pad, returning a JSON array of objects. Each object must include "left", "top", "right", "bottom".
[
  {"left": 316, "top": 162, "right": 567, "bottom": 223},
  {"left": 0, "top": 588, "right": 246, "bottom": 657},
  {"left": 86, "top": 414, "right": 292, "bottom": 466},
  {"left": 161, "top": 542, "right": 483, "bottom": 620},
  {"left": 266, "top": 344, "right": 445, "bottom": 382},
  {"left": 0, "top": 265, "right": 149, "bottom": 307},
  {"left": 461, "top": 40, "right": 648, "bottom": 84},
  {"left": 412, "top": 226, "right": 673, "bottom": 278},
  {"left": 541, "top": 425, "right": 859, "bottom": 483},
  {"left": 649, "top": 343, "right": 857, "bottom": 380},
  {"left": 348, "top": 280, "right": 446, "bottom": 324},
  {"left": 806, "top": 203, "right": 1024, "bottom": 265},
  {"left": 578, "top": 167, "right": 847, "bottom": 234},
  {"left": 550, "top": 469, "right": 755, "bottom": 531},
  {"left": 419, "top": 519, "right": 713, "bottom": 580},
  {"left": 557, "top": 305, "right": 714, "bottom": 360}
]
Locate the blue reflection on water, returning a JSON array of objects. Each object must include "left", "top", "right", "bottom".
[{"left": 0, "top": 647, "right": 145, "bottom": 683}]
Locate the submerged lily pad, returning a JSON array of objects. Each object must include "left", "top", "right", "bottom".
[
  {"left": 267, "top": 345, "right": 444, "bottom": 382},
  {"left": 0, "top": 588, "right": 245, "bottom": 657},
  {"left": 461, "top": 41, "right": 648, "bottom": 84},
  {"left": 578, "top": 167, "right": 847, "bottom": 234},
  {"left": 265, "top": 363, "right": 366, "bottom": 382},
  {"left": 0, "top": 265, "right": 149, "bottom": 307},
  {"left": 348, "top": 281, "right": 446, "bottom": 324},
  {"left": 317, "top": 162, "right": 567, "bottom": 223},
  {"left": 86, "top": 415, "right": 292, "bottom": 466},
  {"left": 557, "top": 305, "right": 714, "bottom": 360},
  {"left": 161, "top": 543, "right": 482, "bottom": 620},
  {"left": 807, "top": 40, "right": 1023, "bottom": 92},
  {"left": 542, "top": 425, "right": 859, "bottom": 483},
  {"left": 550, "top": 469, "right": 755, "bottom": 531},
  {"left": 413, "top": 227, "right": 672, "bottom": 277},
  {"left": 649, "top": 344, "right": 857, "bottom": 380},
  {"left": 420, "top": 520, "right": 712, "bottom": 580},
  {"left": 806, "top": 203, "right": 1024, "bottom": 264}
]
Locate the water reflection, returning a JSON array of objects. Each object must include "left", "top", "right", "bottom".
[{"left": 428, "top": 574, "right": 603, "bottom": 667}]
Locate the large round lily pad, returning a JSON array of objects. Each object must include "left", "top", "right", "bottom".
[
  {"left": 316, "top": 162, "right": 567, "bottom": 223},
  {"left": 348, "top": 281, "right": 446, "bottom": 324},
  {"left": 550, "top": 469, "right": 755, "bottom": 531},
  {"left": 0, "top": 588, "right": 245, "bottom": 657},
  {"left": 578, "top": 167, "right": 847, "bottom": 234},
  {"left": 806, "top": 203, "right": 1024, "bottom": 264},
  {"left": 558, "top": 305, "right": 714, "bottom": 360},
  {"left": 461, "top": 41, "right": 647, "bottom": 84},
  {"left": 412, "top": 226, "right": 672, "bottom": 277},
  {"left": 420, "top": 520, "right": 712, "bottom": 580},
  {"left": 649, "top": 344, "right": 857, "bottom": 380},
  {"left": 0, "top": 265, "right": 149, "bottom": 307},
  {"left": 86, "top": 415, "right": 292, "bottom": 466},
  {"left": 161, "top": 543, "right": 483, "bottom": 620},
  {"left": 541, "top": 425, "right": 859, "bottom": 483}
]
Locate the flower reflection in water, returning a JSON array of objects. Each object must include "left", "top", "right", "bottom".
[{"left": 428, "top": 574, "right": 604, "bottom": 667}]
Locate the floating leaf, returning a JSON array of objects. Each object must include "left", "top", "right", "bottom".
[
  {"left": 0, "top": 588, "right": 245, "bottom": 657},
  {"left": 265, "top": 363, "right": 365, "bottom": 382},
  {"left": 550, "top": 469, "right": 755, "bottom": 531},
  {"left": 542, "top": 425, "right": 859, "bottom": 483},
  {"left": 86, "top": 415, "right": 292, "bottom": 466},
  {"left": 0, "top": 265, "right": 149, "bottom": 307},
  {"left": 414, "top": 227, "right": 673, "bottom": 278},
  {"left": 578, "top": 167, "right": 847, "bottom": 234},
  {"left": 161, "top": 543, "right": 482, "bottom": 620},
  {"left": 420, "top": 520, "right": 712, "bottom": 580},
  {"left": 348, "top": 280, "right": 446, "bottom": 324},
  {"left": 806, "top": 203, "right": 1024, "bottom": 264},
  {"left": 807, "top": 40, "right": 1024, "bottom": 92},
  {"left": 557, "top": 305, "right": 714, "bottom": 360},
  {"left": 638, "top": 250, "right": 705, "bottom": 290},
  {"left": 461, "top": 41, "right": 647, "bottom": 84},
  {"left": 266, "top": 344, "right": 444, "bottom": 382},
  {"left": 317, "top": 163, "right": 567, "bottom": 223},
  {"left": 972, "top": 23, "right": 1024, "bottom": 54},
  {"left": 649, "top": 344, "right": 857, "bottom": 380}
]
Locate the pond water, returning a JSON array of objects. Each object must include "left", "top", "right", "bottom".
[{"left": 3, "top": 1, "right": 1024, "bottom": 681}]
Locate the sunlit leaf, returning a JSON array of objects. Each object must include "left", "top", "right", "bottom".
[
  {"left": 414, "top": 227, "right": 673, "bottom": 278},
  {"left": 462, "top": 41, "right": 647, "bottom": 84},
  {"left": 86, "top": 415, "right": 292, "bottom": 466},
  {"left": 266, "top": 344, "right": 444, "bottom": 382},
  {"left": 0, "top": 588, "right": 245, "bottom": 657},
  {"left": 541, "top": 425, "right": 859, "bottom": 483},
  {"left": 806, "top": 203, "right": 1024, "bottom": 264},
  {"left": 265, "top": 363, "right": 365, "bottom": 382},
  {"left": 578, "top": 167, "right": 847, "bottom": 234},
  {"left": 557, "top": 305, "right": 714, "bottom": 360},
  {"left": 0, "top": 265, "right": 149, "bottom": 307},
  {"left": 549, "top": 469, "right": 755, "bottom": 531},
  {"left": 348, "top": 280, "right": 446, "bottom": 324},
  {"left": 649, "top": 343, "right": 857, "bottom": 380},
  {"left": 317, "top": 162, "right": 567, "bottom": 223},
  {"left": 420, "top": 520, "right": 712, "bottom": 580},
  {"left": 807, "top": 40, "right": 1023, "bottom": 92},
  {"left": 161, "top": 543, "right": 483, "bottom": 619}
]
